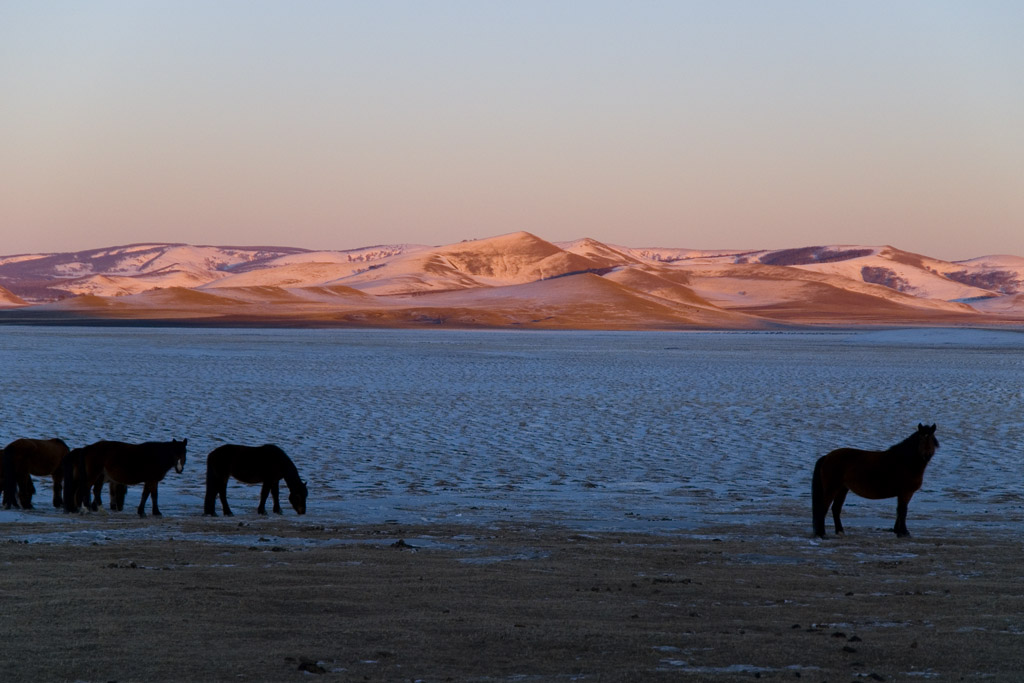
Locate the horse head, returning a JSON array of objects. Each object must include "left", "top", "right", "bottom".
[
  {"left": 171, "top": 438, "right": 188, "bottom": 473},
  {"left": 916, "top": 423, "right": 938, "bottom": 461},
  {"left": 289, "top": 480, "right": 308, "bottom": 515}
]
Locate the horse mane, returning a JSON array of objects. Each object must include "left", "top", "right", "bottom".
[
  {"left": 885, "top": 432, "right": 922, "bottom": 455},
  {"left": 267, "top": 445, "right": 303, "bottom": 489}
]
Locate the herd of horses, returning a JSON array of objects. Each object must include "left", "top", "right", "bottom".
[
  {"left": 1, "top": 424, "right": 939, "bottom": 538},
  {"left": 1, "top": 439, "right": 308, "bottom": 518}
]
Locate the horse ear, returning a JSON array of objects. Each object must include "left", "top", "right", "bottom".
[
  {"left": 930, "top": 424, "right": 936, "bottom": 432},
  {"left": 918, "top": 423, "right": 925, "bottom": 431},
  {"left": 182, "top": 438, "right": 188, "bottom": 446}
]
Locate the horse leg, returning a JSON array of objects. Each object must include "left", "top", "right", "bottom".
[
  {"left": 831, "top": 488, "right": 848, "bottom": 536},
  {"left": 813, "top": 485, "right": 836, "bottom": 539},
  {"left": 149, "top": 483, "right": 161, "bottom": 517},
  {"left": 137, "top": 483, "right": 151, "bottom": 517},
  {"left": 1, "top": 449, "right": 15, "bottom": 509},
  {"left": 812, "top": 458, "right": 833, "bottom": 537},
  {"left": 88, "top": 476, "right": 103, "bottom": 512},
  {"left": 219, "top": 480, "right": 233, "bottom": 516},
  {"left": 205, "top": 477, "right": 233, "bottom": 516},
  {"left": 204, "top": 465, "right": 224, "bottom": 516},
  {"left": 202, "top": 472, "right": 220, "bottom": 516},
  {"left": 257, "top": 483, "right": 271, "bottom": 515},
  {"left": 270, "top": 480, "right": 283, "bottom": 514},
  {"left": 894, "top": 493, "right": 914, "bottom": 537},
  {"left": 52, "top": 473, "right": 63, "bottom": 508},
  {"left": 203, "top": 482, "right": 217, "bottom": 516},
  {"left": 17, "top": 474, "right": 35, "bottom": 510}
]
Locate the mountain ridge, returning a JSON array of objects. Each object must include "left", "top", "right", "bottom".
[{"left": 2, "top": 232, "right": 1023, "bottom": 328}]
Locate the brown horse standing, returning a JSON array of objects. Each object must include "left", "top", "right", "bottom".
[
  {"left": 813, "top": 424, "right": 938, "bottom": 538},
  {"left": 204, "top": 444, "right": 307, "bottom": 516},
  {"left": 66, "top": 439, "right": 187, "bottom": 517},
  {"left": 2, "top": 438, "right": 70, "bottom": 510}
]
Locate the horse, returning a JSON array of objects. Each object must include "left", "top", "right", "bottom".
[
  {"left": 62, "top": 448, "right": 127, "bottom": 513},
  {"left": 204, "top": 444, "right": 307, "bottom": 516},
  {"left": 2, "top": 438, "right": 70, "bottom": 510},
  {"left": 812, "top": 424, "right": 939, "bottom": 538},
  {"left": 65, "top": 439, "right": 187, "bottom": 517}
]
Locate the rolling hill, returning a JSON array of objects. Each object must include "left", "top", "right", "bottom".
[{"left": 1, "top": 232, "right": 1022, "bottom": 328}]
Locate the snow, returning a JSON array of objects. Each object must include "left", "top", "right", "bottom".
[
  {"left": 794, "top": 254, "right": 992, "bottom": 301},
  {"left": 53, "top": 261, "right": 94, "bottom": 276},
  {"left": 3, "top": 236, "right": 1024, "bottom": 325},
  {"left": 2, "top": 328, "right": 1023, "bottom": 544},
  {"left": 59, "top": 268, "right": 220, "bottom": 297},
  {"left": 91, "top": 244, "right": 166, "bottom": 258},
  {"left": 259, "top": 245, "right": 429, "bottom": 267},
  {"left": 347, "top": 231, "right": 595, "bottom": 291},
  {"left": 953, "top": 254, "right": 1024, "bottom": 269},
  {"left": 202, "top": 262, "right": 361, "bottom": 289},
  {"left": 96, "top": 245, "right": 278, "bottom": 276},
  {"left": 675, "top": 263, "right": 976, "bottom": 316},
  {"left": 0, "top": 253, "right": 49, "bottom": 266},
  {"left": 612, "top": 246, "right": 756, "bottom": 263}
]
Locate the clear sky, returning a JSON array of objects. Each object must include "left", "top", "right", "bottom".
[{"left": 2, "top": 1, "right": 1022, "bottom": 260}]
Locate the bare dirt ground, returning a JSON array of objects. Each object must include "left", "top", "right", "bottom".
[{"left": 1, "top": 517, "right": 1023, "bottom": 682}]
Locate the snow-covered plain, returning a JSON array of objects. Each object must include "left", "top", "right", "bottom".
[{"left": 1, "top": 327, "right": 1023, "bottom": 542}]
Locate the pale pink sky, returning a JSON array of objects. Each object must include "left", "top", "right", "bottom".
[{"left": 1, "top": 2, "right": 1022, "bottom": 260}]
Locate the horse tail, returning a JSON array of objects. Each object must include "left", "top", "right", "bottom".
[
  {"left": 812, "top": 456, "right": 826, "bottom": 537},
  {"left": 203, "top": 447, "right": 222, "bottom": 515},
  {"left": 1, "top": 445, "right": 17, "bottom": 509}
]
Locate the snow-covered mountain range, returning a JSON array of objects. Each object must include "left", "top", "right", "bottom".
[{"left": 1, "top": 233, "right": 1023, "bottom": 328}]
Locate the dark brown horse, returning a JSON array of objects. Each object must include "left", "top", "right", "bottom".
[
  {"left": 65, "top": 439, "right": 187, "bottom": 517},
  {"left": 204, "top": 444, "right": 307, "bottom": 516},
  {"left": 813, "top": 424, "right": 938, "bottom": 538},
  {"left": 2, "top": 438, "right": 70, "bottom": 510}
]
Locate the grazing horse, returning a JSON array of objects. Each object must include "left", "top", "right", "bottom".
[
  {"left": 2, "top": 438, "right": 70, "bottom": 510},
  {"left": 66, "top": 439, "right": 187, "bottom": 517},
  {"left": 204, "top": 444, "right": 308, "bottom": 516},
  {"left": 813, "top": 424, "right": 939, "bottom": 538}
]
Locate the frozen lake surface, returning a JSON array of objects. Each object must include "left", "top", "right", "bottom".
[{"left": 2, "top": 326, "right": 1023, "bottom": 537}]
